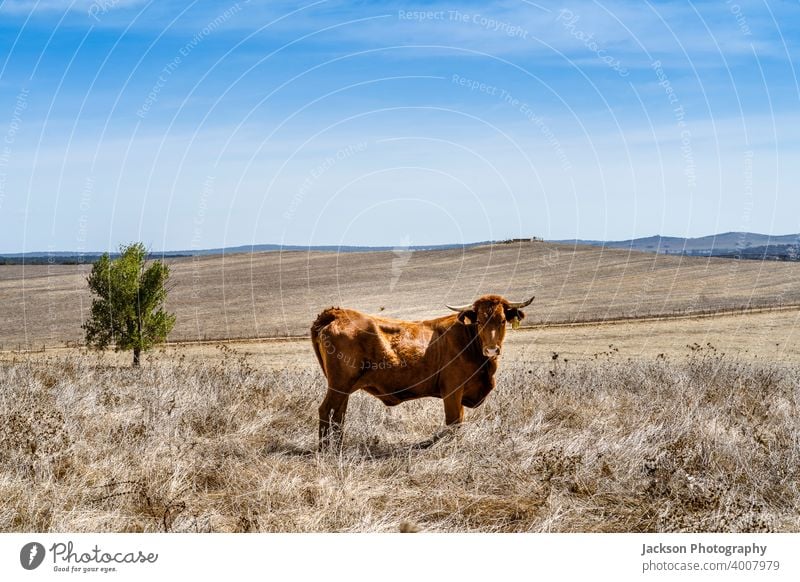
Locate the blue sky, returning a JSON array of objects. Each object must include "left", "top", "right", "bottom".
[{"left": 0, "top": 0, "right": 798, "bottom": 252}]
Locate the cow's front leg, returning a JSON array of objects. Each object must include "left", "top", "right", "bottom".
[
  {"left": 408, "top": 388, "right": 463, "bottom": 449},
  {"left": 408, "top": 389, "right": 463, "bottom": 450},
  {"left": 443, "top": 388, "right": 464, "bottom": 426},
  {"left": 318, "top": 388, "right": 350, "bottom": 451}
]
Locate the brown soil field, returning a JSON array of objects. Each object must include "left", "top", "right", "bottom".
[{"left": 2, "top": 242, "right": 800, "bottom": 349}]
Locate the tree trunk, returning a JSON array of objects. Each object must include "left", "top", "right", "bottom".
[{"left": 133, "top": 347, "right": 141, "bottom": 367}]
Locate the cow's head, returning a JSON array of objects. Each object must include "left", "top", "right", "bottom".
[{"left": 446, "top": 294, "right": 535, "bottom": 358}]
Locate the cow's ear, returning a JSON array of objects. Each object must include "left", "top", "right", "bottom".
[
  {"left": 458, "top": 310, "right": 477, "bottom": 325},
  {"left": 505, "top": 307, "right": 526, "bottom": 321}
]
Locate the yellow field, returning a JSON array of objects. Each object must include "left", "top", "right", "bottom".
[
  {"left": 91, "top": 305, "right": 800, "bottom": 365},
  {"left": 5, "top": 304, "right": 798, "bottom": 368}
]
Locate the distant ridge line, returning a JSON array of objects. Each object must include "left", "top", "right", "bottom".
[
  {"left": 554, "top": 231, "right": 800, "bottom": 252},
  {"left": 0, "top": 240, "right": 494, "bottom": 261},
  {"left": 3, "top": 232, "right": 800, "bottom": 263}
]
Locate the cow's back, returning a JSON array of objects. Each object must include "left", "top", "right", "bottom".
[{"left": 311, "top": 308, "right": 402, "bottom": 378}]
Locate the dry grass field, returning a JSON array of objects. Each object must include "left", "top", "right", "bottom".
[
  {"left": 1, "top": 345, "right": 798, "bottom": 532},
  {"left": 1, "top": 245, "right": 800, "bottom": 533}
]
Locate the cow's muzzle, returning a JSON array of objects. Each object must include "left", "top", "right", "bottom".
[{"left": 483, "top": 346, "right": 501, "bottom": 358}]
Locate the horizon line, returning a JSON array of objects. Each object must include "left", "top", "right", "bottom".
[{"left": 2, "top": 231, "right": 800, "bottom": 257}]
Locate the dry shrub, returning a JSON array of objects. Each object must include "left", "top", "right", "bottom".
[{"left": 0, "top": 348, "right": 798, "bottom": 532}]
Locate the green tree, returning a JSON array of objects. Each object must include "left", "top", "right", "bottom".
[{"left": 82, "top": 243, "right": 176, "bottom": 366}]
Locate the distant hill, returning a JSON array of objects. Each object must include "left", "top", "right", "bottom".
[
  {"left": 3, "top": 233, "right": 800, "bottom": 264},
  {"left": 711, "top": 244, "right": 800, "bottom": 261},
  {"left": 554, "top": 232, "right": 800, "bottom": 260},
  {"left": 0, "top": 241, "right": 491, "bottom": 265}
]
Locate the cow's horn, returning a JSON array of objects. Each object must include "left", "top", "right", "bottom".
[
  {"left": 508, "top": 295, "right": 535, "bottom": 308},
  {"left": 446, "top": 302, "right": 473, "bottom": 312}
]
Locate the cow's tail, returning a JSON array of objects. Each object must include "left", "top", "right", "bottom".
[{"left": 310, "top": 309, "right": 338, "bottom": 379}]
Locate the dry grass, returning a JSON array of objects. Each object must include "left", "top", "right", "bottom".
[
  {"left": 3, "top": 242, "right": 800, "bottom": 348},
  {"left": 2, "top": 346, "right": 798, "bottom": 532}
]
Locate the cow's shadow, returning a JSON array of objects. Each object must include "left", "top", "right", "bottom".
[
  {"left": 264, "top": 428, "right": 456, "bottom": 460},
  {"left": 356, "top": 427, "right": 457, "bottom": 459}
]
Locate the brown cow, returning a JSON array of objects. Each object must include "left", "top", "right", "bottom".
[{"left": 311, "top": 294, "right": 534, "bottom": 449}]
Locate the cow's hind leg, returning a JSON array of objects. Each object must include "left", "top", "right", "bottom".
[{"left": 318, "top": 387, "right": 352, "bottom": 452}]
